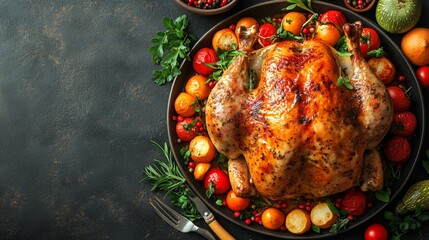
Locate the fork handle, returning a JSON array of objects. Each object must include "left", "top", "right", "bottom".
[
  {"left": 195, "top": 227, "right": 216, "bottom": 240},
  {"left": 208, "top": 220, "right": 235, "bottom": 240}
]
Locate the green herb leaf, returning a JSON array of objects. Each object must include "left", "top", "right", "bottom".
[
  {"left": 337, "top": 75, "right": 354, "bottom": 90},
  {"left": 206, "top": 181, "right": 216, "bottom": 198},
  {"left": 326, "top": 199, "right": 340, "bottom": 216},
  {"left": 284, "top": 0, "right": 314, "bottom": 14},
  {"left": 312, "top": 224, "right": 321, "bottom": 233},
  {"left": 375, "top": 188, "right": 391, "bottom": 203},
  {"left": 367, "top": 47, "right": 386, "bottom": 57},
  {"left": 148, "top": 15, "right": 197, "bottom": 85}
]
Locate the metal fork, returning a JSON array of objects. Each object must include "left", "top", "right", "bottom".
[{"left": 149, "top": 196, "right": 216, "bottom": 240}]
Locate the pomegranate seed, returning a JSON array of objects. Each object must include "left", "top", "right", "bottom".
[
  {"left": 196, "top": 121, "right": 203, "bottom": 127},
  {"left": 172, "top": 115, "right": 178, "bottom": 121},
  {"left": 229, "top": 24, "right": 236, "bottom": 30},
  {"left": 177, "top": 115, "right": 184, "bottom": 122},
  {"left": 188, "top": 161, "right": 196, "bottom": 169},
  {"left": 302, "top": 28, "right": 309, "bottom": 35},
  {"left": 305, "top": 206, "right": 311, "bottom": 211},
  {"left": 254, "top": 216, "right": 261, "bottom": 222},
  {"left": 245, "top": 218, "right": 252, "bottom": 225},
  {"left": 298, "top": 204, "right": 305, "bottom": 209},
  {"left": 233, "top": 211, "right": 241, "bottom": 218},
  {"left": 398, "top": 75, "right": 405, "bottom": 82},
  {"left": 280, "top": 225, "right": 287, "bottom": 231},
  {"left": 199, "top": 127, "right": 205, "bottom": 132},
  {"left": 252, "top": 210, "right": 258, "bottom": 215},
  {"left": 347, "top": 214, "right": 354, "bottom": 221},
  {"left": 280, "top": 202, "right": 288, "bottom": 208}
]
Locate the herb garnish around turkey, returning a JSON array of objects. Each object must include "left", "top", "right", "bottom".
[
  {"left": 284, "top": 0, "right": 315, "bottom": 14},
  {"left": 149, "top": 15, "right": 197, "bottom": 85},
  {"left": 143, "top": 141, "right": 200, "bottom": 221},
  {"left": 337, "top": 75, "right": 354, "bottom": 90},
  {"left": 207, "top": 44, "right": 246, "bottom": 81}
]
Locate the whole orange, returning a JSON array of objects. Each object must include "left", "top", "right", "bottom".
[{"left": 401, "top": 28, "right": 429, "bottom": 66}]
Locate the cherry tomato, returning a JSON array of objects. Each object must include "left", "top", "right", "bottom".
[
  {"left": 204, "top": 167, "right": 231, "bottom": 195},
  {"left": 175, "top": 117, "right": 198, "bottom": 142},
  {"left": 340, "top": 188, "right": 367, "bottom": 216},
  {"left": 360, "top": 28, "right": 381, "bottom": 58},
  {"left": 258, "top": 23, "right": 277, "bottom": 47},
  {"left": 391, "top": 111, "right": 417, "bottom": 137},
  {"left": 383, "top": 136, "right": 411, "bottom": 163},
  {"left": 261, "top": 207, "right": 286, "bottom": 230},
  {"left": 226, "top": 189, "right": 250, "bottom": 211},
  {"left": 192, "top": 48, "right": 219, "bottom": 76},
  {"left": 416, "top": 65, "right": 429, "bottom": 88},
  {"left": 387, "top": 86, "right": 411, "bottom": 112},
  {"left": 319, "top": 10, "right": 347, "bottom": 30},
  {"left": 365, "top": 223, "right": 388, "bottom": 240}
]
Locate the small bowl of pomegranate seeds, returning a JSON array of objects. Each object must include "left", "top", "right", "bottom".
[
  {"left": 343, "top": 0, "right": 376, "bottom": 13},
  {"left": 174, "top": 0, "right": 239, "bottom": 15}
]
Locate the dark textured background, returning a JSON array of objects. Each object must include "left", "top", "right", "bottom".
[{"left": 0, "top": 0, "right": 428, "bottom": 239}]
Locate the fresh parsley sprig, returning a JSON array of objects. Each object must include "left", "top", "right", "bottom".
[
  {"left": 207, "top": 44, "right": 246, "bottom": 81},
  {"left": 143, "top": 141, "right": 200, "bottom": 220},
  {"left": 149, "top": 15, "right": 197, "bottom": 85}
]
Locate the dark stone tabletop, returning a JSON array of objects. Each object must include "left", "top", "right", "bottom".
[{"left": 0, "top": 0, "right": 428, "bottom": 239}]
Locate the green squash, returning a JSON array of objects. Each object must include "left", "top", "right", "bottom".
[
  {"left": 395, "top": 180, "right": 429, "bottom": 214},
  {"left": 376, "top": 0, "right": 422, "bottom": 34}
]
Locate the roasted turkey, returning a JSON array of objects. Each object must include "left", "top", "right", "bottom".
[{"left": 205, "top": 22, "right": 393, "bottom": 200}]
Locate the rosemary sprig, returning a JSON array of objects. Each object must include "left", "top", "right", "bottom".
[{"left": 143, "top": 141, "right": 200, "bottom": 220}]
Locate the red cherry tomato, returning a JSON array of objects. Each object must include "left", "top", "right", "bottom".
[
  {"left": 359, "top": 28, "right": 381, "bottom": 58},
  {"left": 319, "top": 10, "right": 347, "bottom": 30},
  {"left": 204, "top": 167, "right": 231, "bottom": 195},
  {"left": 192, "top": 48, "right": 219, "bottom": 76},
  {"left": 387, "top": 86, "right": 411, "bottom": 112},
  {"left": 391, "top": 111, "right": 417, "bottom": 137},
  {"left": 175, "top": 117, "right": 198, "bottom": 142},
  {"left": 364, "top": 223, "right": 388, "bottom": 240},
  {"left": 258, "top": 23, "right": 277, "bottom": 46},
  {"left": 340, "top": 188, "right": 367, "bottom": 216},
  {"left": 383, "top": 136, "right": 411, "bottom": 163},
  {"left": 416, "top": 65, "right": 429, "bottom": 88}
]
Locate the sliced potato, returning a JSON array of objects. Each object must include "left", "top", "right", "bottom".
[
  {"left": 310, "top": 202, "right": 338, "bottom": 229},
  {"left": 285, "top": 209, "right": 311, "bottom": 235}
]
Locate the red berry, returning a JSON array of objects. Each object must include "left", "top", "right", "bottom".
[
  {"left": 208, "top": 81, "right": 216, "bottom": 89},
  {"left": 254, "top": 216, "right": 261, "bottom": 223},
  {"left": 280, "top": 202, "right": 288, "bottom": 208},
  {"left": 234, "top": 211, "right": 240, "bottom": 218},
  {"left": 347, "top": 214, "right": 354, "bottom": 220},
  {"left": 188, "top": 161, "right": 196, "bottom": 169},
  {"left": 229, "top": 24, "right": 235, "bottom": 30},
  {"left": 398, "top": 75, "right": 405, "bottom": 82},
  {"left": 280, "top": 226, "right": 287, "bottom": 231},
  {"left": 177, "top": 115, "right": 184, "bottom": 122},
  {"left": 245, "top": 218, "right": 252, "bottom": 225}
]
